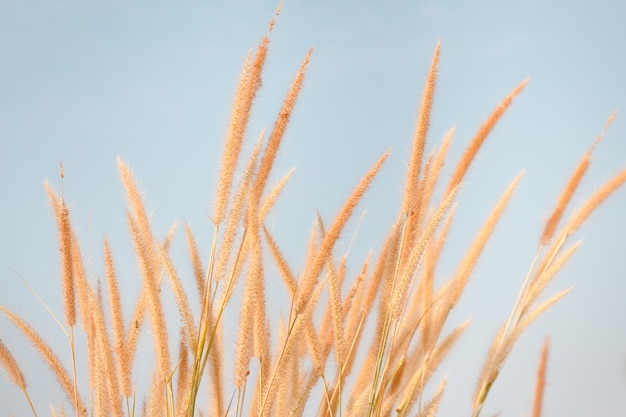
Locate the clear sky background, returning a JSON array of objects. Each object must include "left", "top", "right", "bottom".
[{"left": 1, "top": 1, "right": 626, "bottom": 416}]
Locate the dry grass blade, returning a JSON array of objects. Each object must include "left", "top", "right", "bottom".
[
  {"left": 91, "top": 286, "right": 123, "bottom": 417},
  {"left": 0, "top": 307, "right": 86, "bottom": 415},
  {"left": 402, "top": 40, "right": 440, "bottom": 217},
  {"left": 532, "top": 336, "right": 550, "bottom": 417},
  {"left": 565, "top": 167, "right": 626, "bottom": 233},
  {"left": 262, "top": 225, "right": 298, "bottom": 296},
  {"left": 415, "top": 376, "right": 447, "bottom": 417},
  {"left": 126, "top": 212, "right": 170, "bottom": 382},
  {"left": 259, "top": 167, "right": 295, "bottom": 221},
  {"left": 215, "top": 132, "right": 263, "bottom": 284},
  {"left": 0, "top": 337, "right": 38, "bottom": 416},
  {"left": 253, "top": 49, "right": 312, "bottom": 204},
  {"left": 518, "top": 241, "right": 580, "bottom": 321},
  {"left": 446, "top": 79, "right": 528, "bottom": 195},
  {"left": 540, "top": 111, "right": 617, "bottom": 245},
  {"left": 45, "top": 184, "right": 76, "bottom": 328},
  {"left": 473, "top": 288, "right": 570, "bottom": 416},
  {"left": 540, "top": 150, "right": 591, "bottom": 245},
  {"left": 391, "top": 196, "right": 455, "bottom": 321},
  {"left": 117, "top": 158, "right": 156, "bottom": 267},
  {"left": 260, "top": 277, "right": 327, "bottom": 417},
  {"left": 184, "top": 223, "right": 206, "bottom": 303},
  {"left": 157, "top": 242, "right": 197, "bottom": 350},
  {"left": 421, "top": 128, "right": 454, "bottom": 220},
  {"left": 295, "top": 150, "right": 390, "bottom": 315},
  {"left": 397, "top": 320, "right": 470, "bottom": 416},
  {"left": 450, "top": 172, "right": 523, "bottom": 308},
  {"left": 214, "top": 12, "right": 274, "bottom": 225},
  {"left": 103, "top": 238, "right": 132, "bottom": 398},
  {"left": 0, "top": 338, "right": 27, "bottom": 391}
]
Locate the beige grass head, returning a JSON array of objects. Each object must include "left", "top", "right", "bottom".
[{"left": 1, "top": 11, "right": 624, "bottom": 417}]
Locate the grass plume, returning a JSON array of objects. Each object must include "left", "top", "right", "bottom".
[{"left": 1, "top": 11, "right": 624, "bottom": 417}]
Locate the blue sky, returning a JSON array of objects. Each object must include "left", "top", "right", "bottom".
[{"left": 1, "top": 1, "right": 626, "bottom": 416}]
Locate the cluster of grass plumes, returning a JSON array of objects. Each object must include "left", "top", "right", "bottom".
[{"left": 2, "top": 8, "right": 626, "bottom": 417}]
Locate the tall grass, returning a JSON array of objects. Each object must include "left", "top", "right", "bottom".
[{"left": 2, "top": 9, "right": 625, "bottom": 417}]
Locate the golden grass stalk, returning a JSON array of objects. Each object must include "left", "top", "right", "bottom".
[
  {"left": 207, "top": 312, "right": 225, "bottom": 417},
  {"left": 449, "top": 172, "right": 523, "bottom": 308},
  {"left": 327, "top": 252, "right": 347, "bottom": 368},
  {"left": 295, "top": 150, "right": 390, "bottom": 315},
  {"left": 215, "top": 131, "right": 263, "bottom": 285},
  {"left": 415, "top": 376, "right": 446, "bottom": 417},
  {"left": 262, "top": 225, "right": 298, "bottom": 296},
  {"left": 402, "top": 40, "right": 440, "bottom": 217},
  {"left": 259, "top": 277, "right": 327, "bottom": 417},
  {"left": 391, "top": 187, "right": 458, "bottom": 320},
  {"left": 117, "top": 158, "right": 156, "bottom": 268},
  {"left": 0, "top": 338, "right": 27, "bottom": 390},
  {"left": 249, "top": 211, "right": 269, "bottom": 377},
  {"left": 68, "top": 229, "right": 92, "bottom": 332},
  {"left": 421, "top": 127, "right": 454, "bottom": 220},
  {"left": 213, "top": 51, "right": 255, "bottom": 224},
  {"left": 126, "top": 212, "right": 170, "bottom": 382},
  {"left": 50, "top": 403, "right": 68, "bottom": 417},
  {"left": 126, "top": 288, "right": 146, "bottom": 375},
  {"left": 445, "top": 79, "right": 528, "bottom": 196},
  {"left": 540, "top": 150, "right": 591, "bottom": 245},
  {"left": 103, "top": 238, "right": 132, "bottom": 398},
  {"left": 259, "top": 167, "right": 296, "bottom": 221},
  {"left": 532, "top": 336, "right": 550, "bottom": 417},
  {"left": 1, "top": 307, "right": 85, "bottom": 415},
  {"left": 184, "top": 222, "right": 206, "bottom": 303},
  {"left": 0, "top": 338, "right": 37, "bottom": 416},
  {"left": 45, "top": 184, "right": 81, "bottom": 415},
  {"left": 419, "top": 204, "right": 456, "bottom": 351},
  {"left": 565, "top": 167, "right": 626, "bottom": 233},
  {"left": 45, "top": 184, "right": 76, "bottom": 328},
  {"left": 233, "top": 195, "right": 263, "bottom": 390},
  {"left": 214, "top": 4, "right": 281, "bottom": 225},
  {"left": 539, "top": 110, "right": 616, "bottom": 246},
  {"left": 157, "top": 242, "right": 197, "bottom": 350},
  {"left": 472, "top": 287, "right": 571, "bottom": 417},
  {"left": 253, "top": 49, "right": 312, "bottom": 204},
  {"left": 396, "top": 320, "right": 470, "bottom": 417},
  {"left": 175, "top": 332, "right": 190, "bottom": 417},
  {"left": 518, "top": 241, "right": 580, "bottom": 321},
  {"left": 91, "top": 285, "right": 123, "bottom": 417}
]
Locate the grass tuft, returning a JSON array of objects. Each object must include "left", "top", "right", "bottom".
[{"left": 1, "top": 11, "right": 624, "bottom": 417}]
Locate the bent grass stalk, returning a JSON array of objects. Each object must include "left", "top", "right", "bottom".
[{"left": 1, "top": 11, "right": 625, "bottom": 417}]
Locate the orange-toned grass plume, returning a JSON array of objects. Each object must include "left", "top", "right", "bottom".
[
  {"left": 532, "top": 336, "right": 550, "bottom": 417},
  {"left": 540, "top": 151, "right": 591, "bottom": 245},
  {"left": 253, "top": 49, "right": 313, "bottom": 205},
  {"left": 45, "top": 184, "right": 76, "bottom": 328},
  {"left": 0, "top": 337, "right": 35, "bottom": 416},
  {"left": 126, "top": 212, "right": 171, "bottom": 382},
  {"left": 294, "top": 150, "right": 390, "bottom": 315},
  {"left": 402, "top": 40, "right": 440, "bottom": 217},
  {"left": 1, "top": 306, "right": 86, "bottom": 415},
  {"left": 445, "top": 79, "right": 528, "bottom": 196},
  {"left": 539, "top": 108, "right": 616, "bottom": 246},
  {"left": 0, "top": 338, "right": 26, "bottom": 391},
  {"left": 449, "top": 172, "right": 523, "bottom": 308},
  {"left": 215, "top": 131, "right": 263, "bottom": 285},
  {"left": 392, "top": 186, "right": 458, "bottom": 320},
  {"left": 184, "top": 222, "right": 206, "bottom": 303},
  {"left": 103, "top": 238, "right": 132, "bottom": 398},
  {"left": 565, "top": 167, "right": 626, "bottom": 234}
]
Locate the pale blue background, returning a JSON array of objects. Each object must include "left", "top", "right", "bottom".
[{"left": 1, "top": 1, "right": 626, "bottom": 416}]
